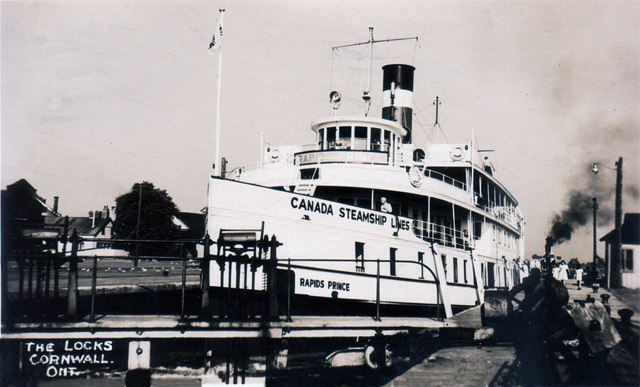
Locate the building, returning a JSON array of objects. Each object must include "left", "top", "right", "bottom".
[
  {"left": 172, "top": 211, "right": 206, "bottom": 257},
  {"left": 600, "top": 213, "right": 640, "bottom": 289},
  {"left": 46, "top": 206, "right": 127, "bottom": 257},
  {"left": 1, "top": 178, "right": 126, "bottom": 257},
  {"left": 1, "top": 179, "right": 60, "bottom": 254}
]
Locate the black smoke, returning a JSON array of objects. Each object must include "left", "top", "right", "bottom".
[{"left": 548, "top": 191, "right": 594, "bottom": 246}]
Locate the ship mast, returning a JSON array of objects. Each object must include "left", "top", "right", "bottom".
[
  {"left": 333, "top": 28, "right": 418, "bottom": 116},
  {"left": 211, "top": 9, "right": 225, "bottom": 177}
]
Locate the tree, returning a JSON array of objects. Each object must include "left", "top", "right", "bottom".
[{"left": 113, "top": 182, "right": 180, "bottom": 256}]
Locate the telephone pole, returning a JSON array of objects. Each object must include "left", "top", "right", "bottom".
[{"left": 610, "top": 157, "right": 623, "bottom": 288}]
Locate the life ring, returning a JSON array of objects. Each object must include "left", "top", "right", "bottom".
[
  {"left": 364, "top": 344, "right": 392, "bottom": 369},
  {"left": 408, "top": 166, "right": 422, "bottom": 187},
  {"left": 449, "top": 146, "right": 465, "bottom": 161}
]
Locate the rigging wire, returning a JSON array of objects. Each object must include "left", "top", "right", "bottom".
[{"left": 411, "top": 37, "right": 421, "bottom": 65}]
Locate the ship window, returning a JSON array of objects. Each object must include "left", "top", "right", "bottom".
[
  {"left": 453, "top": 257, "right": 459, "bottom": 283},
  {"left": 355, "top": 242, "right": 365, "bottom": 272},
  {"left": 463, "top": 260, "right": 468, "bottom": 283},
  {"left": 504, "top": 266, "right": 508, "bottom": 287},
  {"left": 474, "top": 221, "right": 482, "bottom": 240},
  {"left": 418, "top": 252, "right": 425, "bottom": 279},
  {"left": 327, "top": 127, "right": 337, "bottom": 149},
  {"left": 370, "top": 128, "right": 381, "bottom": 151},
  {"left": 487, "top": 262, "right": 495, "bottom": 287},
  {"left": 354, "top": 126, "right": 367, "bottom": 150},
  {"left": 318, "top": 128, "right": 325, "bottom": 149},
  {"left": 338, "top": 126, "right": 351, "bottom": 149},
  {"left": 300, "top": 168, "right": 319, "bottom": 180},
  {"left": 383, "top": 131, "right": 391, "bottom": 152},
  {"left": 356, "top": 198, "right": 371, "bottom": 210},
  {"left": 390, "top": 248, "right": 397, "bottom": 276},
  {"left": 441, "top": 254, "right": 447, "bottom": 275}
]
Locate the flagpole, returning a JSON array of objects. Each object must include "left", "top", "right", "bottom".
[{"left": 213, "top": 9, "right": 225, "bottom": 177}]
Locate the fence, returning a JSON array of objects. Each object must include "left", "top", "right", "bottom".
[{"left": 2, "top": 229, "right": 446, "bottom": 325}]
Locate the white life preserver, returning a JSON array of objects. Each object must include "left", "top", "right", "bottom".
[
  {"left": 408, "top": 166, "right": 422, "bottom": 187},
  {"left": 449, "top": 146, "right": 465, "bottom": 161}
]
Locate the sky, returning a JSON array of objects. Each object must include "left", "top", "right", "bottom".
[{"left": 2, "top": 0, "right": 639, "bottom": 262}]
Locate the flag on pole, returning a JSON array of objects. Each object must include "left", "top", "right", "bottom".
[{"left": 208, "top": 9, "right": 225, "bottom": 52}]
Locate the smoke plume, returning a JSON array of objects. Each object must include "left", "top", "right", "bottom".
[{"left": 547, "top": 191, "right": 603, "bottom": 248}]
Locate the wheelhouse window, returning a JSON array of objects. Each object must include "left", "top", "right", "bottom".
[
  {"left": 338, "top": 126, "right": 351, "bottom": 149},
  {"left": 354, "top": 126, "right": 368, "bottom": 150},
  {"left": 317, "top": 128, "right": 325, "bottom": 149},
  {"left": 327, "top": 126, "right": 337, "bottom": 149},
  {"left": 370, "top": 128, "right": 381, "bottom": 151},
  {"left": 300, "top": 168, "right": 319, "bottom": 180},
  {"left": 383, "top": 130, "right": 391, "bottom": 152}
]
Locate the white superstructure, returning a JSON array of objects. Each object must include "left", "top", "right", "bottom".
[{"left": 207, "top": 59, "right": 525, "bottom": 317}]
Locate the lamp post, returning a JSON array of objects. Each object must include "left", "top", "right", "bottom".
[
  {"left": 592, "top": 197, "right": 598, "bottom": 276},
  {"left": 612, "top": 158, "right": 623, "bottom": 288}
]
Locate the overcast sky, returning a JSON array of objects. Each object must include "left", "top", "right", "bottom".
[{"left": 2, "top": 0, "right": 639, "bottom": 261}]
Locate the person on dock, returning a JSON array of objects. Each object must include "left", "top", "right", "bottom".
[
  {"left": 575, "top": 264, "right": 584, "bottom": 289},
  {"left": 558, "top": 260, "right": 569, "bottom": 284},
  {"left": 509, "top": 268, "right": 541, "bottom": 315}
]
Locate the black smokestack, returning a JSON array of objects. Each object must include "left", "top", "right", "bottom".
[{"left": 382, "top": 64, "right": 414, "bottom": 143}]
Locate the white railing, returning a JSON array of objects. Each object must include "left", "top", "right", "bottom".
[
  {"left": 475, "top": 198, "right": 519, "bottom": 229},
  {"left": 411, "top": 219, "right": 470, "bottom": 250},
  {"left": 422, "top": 168, "right": 467, "bottom": 191}
]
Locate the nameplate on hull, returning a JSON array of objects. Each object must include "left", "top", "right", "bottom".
[{"left": 295, "top": 151, "right": 388, "bottom": 165}]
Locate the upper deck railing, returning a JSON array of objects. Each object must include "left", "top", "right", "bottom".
[
  {"left": 411, "top": 219, "right": 470, "bottom": 250},
  {"left": 422, "top": 168, "right": 467, "bottom": 191}
]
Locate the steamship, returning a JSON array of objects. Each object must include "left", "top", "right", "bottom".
[{"left": 206, "top": 38, "right": 524, "bottom": 316}]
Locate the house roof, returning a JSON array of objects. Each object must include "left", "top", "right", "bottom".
[
  {"left": 46, "top": 216, "right": 112, "bottom": 237},
  {"left": 174, "top": 212, "right": 206, "bottom": 239},
  {"left": 599, "top": 213, "right": 640, "bottom": 245},
  {"left": 2, "top": 179, "right": 60, "bottom": 221}
]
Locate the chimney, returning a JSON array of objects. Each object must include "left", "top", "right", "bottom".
[
  {"left": 102, "top": 205, "right": 109, "bottom": 219},
  {"left": 382, "top": 64, "right": 415, "bottom": 143},
  {"left": 89, "top": 211, "right": 95, "bottom": 228},
  {"left": 53, "top": 196, "right": 59, "bottom": 213}
]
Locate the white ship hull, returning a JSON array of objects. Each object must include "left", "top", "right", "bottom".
[{"left": 207, "top": 178, "right": 483, "bottom": 312}]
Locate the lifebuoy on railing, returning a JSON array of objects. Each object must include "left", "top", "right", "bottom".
[
  {"left": 408, "top": 166, "right": 422, "bottom": 187},
  {"left": 449, "top": 146, "right": 465, "bottom": 161}
]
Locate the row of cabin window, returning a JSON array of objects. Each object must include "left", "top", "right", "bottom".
[
  {"left": 479, "top": 261, "right": 511, "bottom": 288},
  {"left": 354, "top": 242, "right": 471, "bottom": 284},
  {"left": 317, "top": 126, "right": 399, "bottom": 152},
  {"left": 492, "top": 224, "right": 517, "bottom": 248}
]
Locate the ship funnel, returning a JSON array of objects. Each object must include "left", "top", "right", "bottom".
[{"left": 382, "top": 64, "right": 415, "bottom": 143}]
